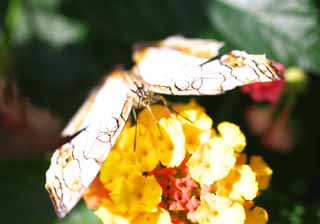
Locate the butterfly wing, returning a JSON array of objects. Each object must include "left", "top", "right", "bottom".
[
  {"left": 133, "top": 47, "right": 281, "bottom": 95},
  {"left": 159, "top": 35, "right": 224, "bottom": 58},
  {"left": 45, "top": 69, "right": 132, "bottom": 218},
  {"left": 133, "top": 35, "right": 224, "bottom": 64}
]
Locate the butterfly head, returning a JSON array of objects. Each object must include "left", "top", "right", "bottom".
[{"left": 131, "top": 81, "right": 157, "bottom": 109}]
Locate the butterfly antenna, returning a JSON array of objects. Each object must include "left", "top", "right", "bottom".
[
  {"left": 145, "top": 104, "right": 163, "bottom": 137},
  {"left": 158, "top": 95, "right": 194, "bottom": 124},
  {"left": 57, "top": 126, "right": 88, "bottom": 148},
  {"left": 199, "top": 55, "right": 219, "bottom": 67},
  {"left": 132, "top": 108, "right": 138, "bottom": 151}
]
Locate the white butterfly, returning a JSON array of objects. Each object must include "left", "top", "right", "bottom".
[{"left": 45, "top": 36, "right": 281, "bottom": 218}]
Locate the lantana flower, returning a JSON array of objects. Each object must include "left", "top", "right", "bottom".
[{"left": 84, "top": 100, "right": 272, "bottom": 224}]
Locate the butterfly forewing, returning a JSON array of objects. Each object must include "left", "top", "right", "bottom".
[
  {"left": 133, "top": 48, "right": 281, "bottom": 95},
  {"left": 158, "top": 35, "right": 224, "bottom": 58},
  {"left": 45, "top": 70, "right": 133, "bottom": 218},
  {"left": 133, "top": 35, "right": 224, "bottom": 65}
]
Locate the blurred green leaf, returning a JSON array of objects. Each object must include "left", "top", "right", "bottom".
[
  {"left": 61, "top": 0, "right": 211, "bottom": 44},
  {"left": 0, "top": 0, "right": 10, "bottom": 74},
  {"left": 0, "top": 159, "right": 101, "bottom": 224},
  {"left": 0, "top": 159, "right": 55, "bottom": 223},
  {"left": 259, "top": 187, "right": 320, "bottom": 224},
  {"left": 55, "top": 203, "right": 101, "bottom": 224},
  {"left": 0, "top": 0, "right": 9, "bottom": 30},
  {"left": 6, "top": 0, "right": 87, "bottom": 48},
  {"left": 209, "top": 0, "right": 320, "bottom": 73},
  {"left": 13, "top": 42, "right": 101, "bottom": 118}
]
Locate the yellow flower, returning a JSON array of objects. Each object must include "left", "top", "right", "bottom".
[
  {"left": 215, "top": 165, "right": 258, "bottom": 201},
  {"left": 187, "top": 137, "right": 236, "bottom": 186},
  {"left": 112, "top": 122, "right": 135, "bottom": 152},
  {"left": 157, "top": 117, "right": 185, "bottom": 167},
  {"left": 245, "top": 206, "right": 268, "bottom": 224},
  {"left": 133, "top": 124, "right": 160, "bottom": 172},
  {"left": 99, "top": 150, "right": 142, "bottom": 189},
  {"left": 109, "top": 174, "right": 162, "bottom": 218},
  {"left": 174, "top": 99, "right": 214, "bottom": 154},
  {"left": 132, "top": 208, "right": 171, "bottom": 224},
  {"left": 113, "top": 117, "right": 161, "bottom": 172},
  {"left": 196, "top": 193, "right": 246, "bottom": 224},
  {"left": 137, "top": 105, "right": 185, "bottom": 167},
  {"left": 95, "top": 206, "right": 130, "bottom": 224},
  {"left": 173, "top": 99, "right": 207, "bottom": 113},
  {"left": 249, "top": 155, "right": 273, "bottom": 190},
  {"left": 137, "top": 104, "right": 171, "bottom": 132},
  {"left": 236, "top": 153, "right": 248, "bottom": 166},
  {"left": 217, "top": 122, "right": 246, "bottom": 153}
]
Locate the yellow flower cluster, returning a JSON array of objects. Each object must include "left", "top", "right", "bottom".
[{"left": 84, "top": 100, "right": 272, "bottom": 224}]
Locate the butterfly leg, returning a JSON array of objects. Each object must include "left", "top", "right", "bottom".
[
  {"left": 132, "top": 108, "right": 139, "bottom": 151},
  {"left": 157, "top": 95, "right": 193, "bottom": 123}
]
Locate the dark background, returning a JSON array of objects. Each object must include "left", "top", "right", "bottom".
[{"left": 1, "top": 0, "right": 320, "bottom": 223}]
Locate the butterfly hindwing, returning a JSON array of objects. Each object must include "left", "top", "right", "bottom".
[{"left": 45, "top": 70, "right": 133, "bottom": 218}]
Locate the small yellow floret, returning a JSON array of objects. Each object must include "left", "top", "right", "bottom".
[
  {"left": 157, "top": 117, "right": 186, "bottom": 167},
  {"left": 187, "top": 137, "right": 236, "bottom": 186},
  {"left": 133, "top": 124, "right": 160, "bottom": 172},
  {"left": 99, "top": 150, "right": 142, "bottom": 190},
  {"left": 135, "top": 104, "right": 186, "bottom": 167},
  {"left": 137, "top": 104, "right": 170, "bottom": 132},
  {"left": 112, "top": 122, "right": 135, "bottom": 152},
  {"left": 250, "top": 156, "right": 273, "bottom": 190},
  {"left": 216, "top": 165, "right": 258, "bottom": 201},
  {"left": 245, "top": 206, "right": 269, "bottom": 224},
  {"left": 236, "top": 153, "right": 248, "bottom": 166},
  {"left": 109, "top": 175, "right": 162, "bottom": 217},
  {"left": 175, "top": 101, "right": 214, "bottom": 154},
  {"left": 132, "top": 208, "right": 171, "bottom": 224},
  {"left": 196, "top": 193, "right": 246, "bottom": 224},
  {"left": 218, "top": 122, "right": 246, "bottom": 152},
  {"left": 113, "top": 120, "right": 160, "bottom": 172},
  {"left": 173, "top": 99, "right": 206, "bottom": 113},
  {"left": 95, "top": 206, "right": 130, "bottom": 224}
]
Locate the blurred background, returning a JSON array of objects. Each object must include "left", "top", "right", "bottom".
[{"left": 0, "top": 0, "right": 320, "bottom": 223}]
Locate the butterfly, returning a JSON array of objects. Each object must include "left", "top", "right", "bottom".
[{"left": 45, "top": 36, "right": 282, "bottom": 218}]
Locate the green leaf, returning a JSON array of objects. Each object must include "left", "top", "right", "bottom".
[
  {"left": 209, "top": 0, "right": 320, "bottom": 73},
  {"left": 0, "top": 0, "right": 10, "bottom": 74},
  {"left": 0, "top": 159, "right": 56, "bottom": 223},
  {"left": 6, "top": 0, "right": 87, "bottom": 48},
  {"left": 61, "top": 0, "right": 211, "bottom": 44},
  {"left": 55, "top": 203, "right": 101, "bottom": 224},
  {"left": 0, "top": 159, "right": 101, "bottom": 224}
]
